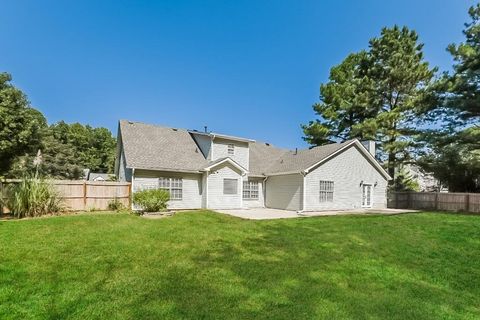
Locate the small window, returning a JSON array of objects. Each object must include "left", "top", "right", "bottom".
[
  {"left": 243, "top": 181, "right": 259, "bottom": 200},
  {"left": 224, "top": 178, "right": 238, "bottom": 194},
  {"left": 159, "top": 177, "right": 183, "bottom": 200},
  {"left": 227, "top": 143, "right": 235, "bottom": 155},
  {"left": 319, "top": 180, "right": 334, "bottom": 202}
]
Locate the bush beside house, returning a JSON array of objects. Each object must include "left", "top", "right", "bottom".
[{"left": 132, "top": 189, "right": 170, "bottom": 213}]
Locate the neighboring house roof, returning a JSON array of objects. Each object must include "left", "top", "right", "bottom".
[
  {"left": 88, "top": 173, "right": 115, "bottom": 181},
  {"left": 119, "top": 120, "right": 209, "bottom": 172},
  {"left": 119, "top": 120, "right": 391, "bottom": 179}
]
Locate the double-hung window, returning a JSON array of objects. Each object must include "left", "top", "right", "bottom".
[
  {"left": 159, "top": 177, "right": 183, "bottom": 200},
  {"left": 243, "top": 181, "right": 259, "bottom": 200},
  {"left": 319, "top": 180, "right": 334, "bottom": 202}
]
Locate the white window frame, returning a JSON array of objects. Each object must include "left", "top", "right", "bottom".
[
  {"left": 227, "top": 143, "right": 235, "bottom": 156},
  {"left": 158, "top": 177, "right": 183, "bottom": 200},
  {"left": 223, "top": 178, "right": 238, "bottom": 195},
  {"left": 319, "top": 180, "right": 334, "bottom": 202},
  {"left": 243, "top": 180, "right": 259, "bottom": 200}
]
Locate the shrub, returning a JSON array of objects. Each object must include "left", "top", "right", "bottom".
[
  {"left": 132, "top": 189, "right": 170, "bottom": 212},
  {"left": 5, "top": 178, "right": 63, "bottom": 218},
  {"left": 107, "top": 197, "right": 125, "bottom": 211}
]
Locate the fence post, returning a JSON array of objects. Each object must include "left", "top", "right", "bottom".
[
  {"left": 407, "top": 192, "right": 412, "bottom": 209},
  {"left": 465, "top": 193, "right": 470, "bottom": 213},
  {"left": 128, "top": 183, "right": 132, "bottom": 209},
  {"left": 434, "top": 192, "right": 439, "bottom": 211},
  {"left": 0, "top": 180, "right": 3, "bottom": 215},
  {"left": 83, "top": 181, "right": 87, "bottom": 211}
]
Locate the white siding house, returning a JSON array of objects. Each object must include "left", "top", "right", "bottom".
[
  {"left": 206, "top": 163, "right": 244, "bottom": 209},
  {"left": 243, "top": 177, "right": 265, "bottom": 208},
  {"left": 132, "top": 170, "right": 203, "bottom": 209},
  {"left": 303, "top": 144, "right": 387, "bottom": 211},
  {"left": 265, "top": 174, "right": 303, "bottom": 211},
  {"left": 115, "top": 120, "right": 391, "bottom": 212},
  {"left": 210, "top": 138, "right": 250, "bottom": 170}
]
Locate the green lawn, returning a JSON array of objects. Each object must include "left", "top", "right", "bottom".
[{"left": 1, "top": 211, "right": 479, "bottom": 319}]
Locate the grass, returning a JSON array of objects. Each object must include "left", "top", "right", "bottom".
[{"left": 0, "top": 211, "right": 479, "bottom": 319}]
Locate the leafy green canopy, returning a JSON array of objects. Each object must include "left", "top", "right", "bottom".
[
  {"left": 1, "top": 72, "right": 117, "bottom": 179},
  {"left": 303, "top": 26, "right": 436, "bottom": 183},
  {"left": 0, "top": 73, "right": 46, "bottom": 175}
]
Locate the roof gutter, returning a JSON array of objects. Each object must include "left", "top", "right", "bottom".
[{"left": 127, "top": 166, "right": 202, "bottom": 174}]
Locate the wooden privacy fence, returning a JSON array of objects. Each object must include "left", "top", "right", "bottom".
[
  {"left": 1, "top": 180, "right": 131, "bottom": 212},
  {"left": 388, "top": 191, "right": 480, "bottom": 213}
]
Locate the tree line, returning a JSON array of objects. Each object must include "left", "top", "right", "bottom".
[
  {"left": 302, "top": 4, "right": 480, "bottom": 192},
  {"left": 0, "top": 73, "right": 116, "bottom": 179}
]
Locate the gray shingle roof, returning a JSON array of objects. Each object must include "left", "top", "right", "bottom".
[
  {"left": 248, "top": 140, "right": 354, "bottom": 175},
  {"left": 119, "top": 120, "right": 208, "bottom": 172},
  {"left": 119, "top": 120, "right": 355, "bottom": 176}
]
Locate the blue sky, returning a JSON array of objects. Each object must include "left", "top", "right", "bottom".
[{"left": 0, "top": 0, "right": 472, "bottom": 148}]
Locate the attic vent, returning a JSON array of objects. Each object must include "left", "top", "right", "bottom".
[
  {"left": 265, "top": 143, "right": 270, "bottom": 146},
  {"left": 172, "top": 128, "right": 178, "bottom": 131},
  {"left": 128, "top": 121, "right": 134, "bottom": 124}
]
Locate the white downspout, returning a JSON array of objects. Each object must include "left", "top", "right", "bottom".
[
  {"left": 262, "top": 176, "right": 268, "bottom": 208},
  {"left": 204, "top": 171, "right": 209, "bottom": 209},
  {"left": 240, "top": 173, "right": 245, "bottom": 209},
  {"left": 298, "top": 171, "right": 307, "bottom": 214}
]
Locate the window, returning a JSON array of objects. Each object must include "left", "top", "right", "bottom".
[
  {"left": 223, "top": 178, "right": 238, "bottom": 194},
  {"left": 227, "top": 143, "right": 235, "bottom": 155},
  {"left": 159, "top": 177, "right": 183, "bottom": 200},
  {"left": 319, "top": 180, "right": 334, "bottom": 202},
  {"left": 243, "top": 181, "right": 259, "bottom": 199}
]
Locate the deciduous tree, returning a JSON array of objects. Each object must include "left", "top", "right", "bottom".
[{"left": 0, "top": 73, "right": 46, "bottom": 176}]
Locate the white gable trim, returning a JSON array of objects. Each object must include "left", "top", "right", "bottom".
[
  {"left": 203, "top": 157, "right": 248, "bottom": 174},
  {"left": 303, "top": 139, "right": 392, "bottom": 180}
]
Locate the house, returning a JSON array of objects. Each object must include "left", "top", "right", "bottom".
[
  {"left": 115, "top": 120, "right": 392, "bottom": 211},
  {"left": 88, "top": 172, "right": 116, "bottom": 182}
]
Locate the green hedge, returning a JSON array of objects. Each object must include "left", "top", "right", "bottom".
[{"left": 132, "top": 189, "right": 170, "bottom": 212}]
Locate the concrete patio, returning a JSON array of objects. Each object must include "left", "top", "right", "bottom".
[{"left": 216, "top": 208, "right": 418, "bottom": 220}]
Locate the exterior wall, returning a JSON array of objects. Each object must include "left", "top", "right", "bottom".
[
  {"left": 211, "top": 138, "right": 249, "bottom": 170},
  {"left": 207, "top": 163, "right": 243, "bottom": 209},
  {"left": 191, "top": 133, "right": 212, "bottom": 159},
  {"left": 132, "top": 169, "right": 202, "bottom": 209},
  {"left": 243, "top": 177, "right": 265, "bottom": 208},
  {"left": 265, "top": 173, "right": 303, "bottom": 211},
  {"left": 304, "top": 144, "right": 388, "bottom": 211},
  {"left": 117, "top": 149, "right": 132, "bottom": 182}
]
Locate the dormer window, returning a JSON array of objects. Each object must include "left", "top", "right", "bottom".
[{"left": 227, "top": 143, "right": 235, "bottom": 155}]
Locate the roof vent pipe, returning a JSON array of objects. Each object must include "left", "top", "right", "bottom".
[
  {"left": 294, "top": 148, "right": 298, "bottom": 155},
  {"left": 204, "top": 126, "right": 208, "bottom": 133}
]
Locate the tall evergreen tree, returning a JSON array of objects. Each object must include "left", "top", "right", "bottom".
[
  {"left": 367, "top": 26, "right": 436, "bottom": 181},
  {"left": 302, "top": 51, "right": 377, "bottom": 145},
  {"left": 416, "top": 3, "right": 480, "bottom": 192},
  {"left": 446, "top": 3, "right": 480, "bottom": 120},
  {"left": 303, "top": 26, "right": 436, "bottom": 183}
]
